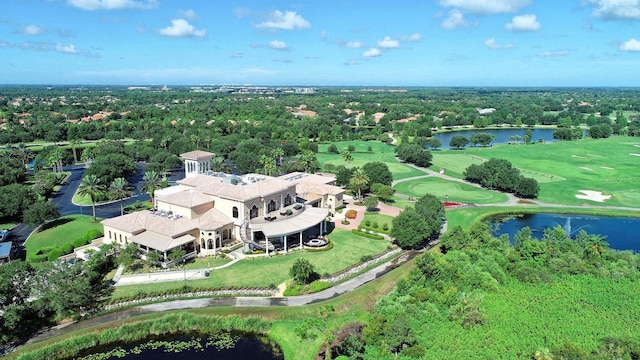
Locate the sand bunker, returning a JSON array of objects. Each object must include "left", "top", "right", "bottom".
[
  {"left": 600, "top": 166, "right": 614, "bottom": 170},
  {"left": 634, "top": 144, "right": 640, "bottom": 148},
  {"left": 631, "top": 153, "right": 640, "bottom": 157},
  {"left": 579, "top": 167, "right": 593, "bottom": 171},
  {"left": 575, "top": 190, "right": 611, "bottom": 202}
]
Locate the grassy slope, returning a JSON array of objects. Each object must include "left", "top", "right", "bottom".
[
  {"left": 25, "top": 215, "right": 103, "bottom": 262},
  {"left": 316, "top": 141, "right": 425, "bottom": 181},
  {"left": 112, "top": 228, "right": 391, "bottom": 299},
  {"left": 444, "top": 137, "right": 640, "bottom": 207}
]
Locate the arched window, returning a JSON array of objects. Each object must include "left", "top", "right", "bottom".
[
  {"left": 250, "top": 204, "right": 259, "bottom": 219},
  {"left": 232, "top": 206, "right": 239, "bottom": 218},
  {"left": 284, "top": 193, "right": 293, "bottom": 207},
  {"left": 223, "top": 229, "right": 229, "bottom": 240},
  {"left": 268, "top": 199, "right": 277, "bottom": 213},
  {"left": 201, "top": 238, "right": 205, "bottom": 249},
  {"left": 207, "top": 239, "right": 213, "bottom": 249}
]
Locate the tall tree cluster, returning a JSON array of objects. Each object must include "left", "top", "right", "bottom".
[{"left": 464, "top": 158, "right": 539, "bottom": 198}]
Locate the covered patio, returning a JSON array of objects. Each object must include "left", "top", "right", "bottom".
[
  {"left": 131, "top": 231, "right": 198, "bottom": 268},
  {"left": 249, "top": 206, "right": 328, "bottom": 255}
]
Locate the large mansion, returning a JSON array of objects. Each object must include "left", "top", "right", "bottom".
[{"left": 101, "top": 150, "right": 344, "bottom": 267}]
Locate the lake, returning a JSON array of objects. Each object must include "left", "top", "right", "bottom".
[
  {"left": 432, "top": 128, "right": 586, "bottom": 148},
  {"left": 82, "top": 335, "right": 284, "bottom": 360},
  {"left": 491, "top": 213, "right": 640, "bottom": 252}
]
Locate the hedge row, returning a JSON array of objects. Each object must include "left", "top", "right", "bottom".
[{"left": 351, "top": 229, "right": 385, "bottom": 240}]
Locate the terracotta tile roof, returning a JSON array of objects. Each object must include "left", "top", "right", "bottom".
[
  {"left": 102, "top": 208, "right": 232, "bottom": 238},
  {"left": 156, "top": 189, "right": 212, "bottom": 208},
  {"left": 180, "top": 150, "right": 215, "bottom": 161}
]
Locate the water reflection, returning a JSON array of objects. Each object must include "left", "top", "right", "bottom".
[{"left": 491, "top": 213, "right": 640, "bottom": 252}]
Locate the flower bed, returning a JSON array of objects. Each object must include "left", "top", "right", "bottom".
[
  {"left": 345, "top": 209, "right": 357, "bottom": 219},
  {"left": 442, "top": 201, "right": 462, "bottom": 207}
]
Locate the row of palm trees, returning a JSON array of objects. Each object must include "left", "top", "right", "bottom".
[{"left": 77, "top": 170, "right": 164, "bottom": 222}]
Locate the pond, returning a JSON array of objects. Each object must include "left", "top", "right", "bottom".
[
  {"left": 80, "top": 335, "right": 283, "bottom": 360},
  {"left": 491, "top": 213, "right": 640, "bottom": 252},
  {"left": 432, "top": 128, "right": 586, "bottom": 148}
]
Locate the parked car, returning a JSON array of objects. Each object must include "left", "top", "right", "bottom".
[{"left": 0, "top": 229, "right": 9, "bottom": 242}]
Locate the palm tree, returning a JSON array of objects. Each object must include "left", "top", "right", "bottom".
[
  {"left": 69, "top": 138, "right": 83, "bottom": 164},
  {"left": 109, "top": 177, "right": 133, "bottom": 216},
  {"left": 139, "top": 170, "right": 162, "bottom": 207},
  {"left": 341, "top": 150, "right": 353, "bottom": 165},
  {"left": 349, "top": 168, "right": 369, "bottom": 201},
  {"left": 210, "top": 155, "right": 225, "bottom": 172},
  {"left": 77, "top": 174, "right": 105, "bottom": 222}
]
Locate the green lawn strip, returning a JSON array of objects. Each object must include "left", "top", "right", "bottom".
[
  {"left": 1, "top": 222, "right": 16, "bottom": 230},
  {"left": 446, "top": 205, "right": 640, "bottom": 231},
  {"left": 394, "top": 176, "right": 508, "bottom": 204},
  {"left": 419, "top": 276, "right": 640, "bottom": 359},
  {"left": 111, "top": 228, "right": 390, "bottom": 300},
  {"left": 184, "top": 256, "right": 232, "bottom": 270},
  {"left": 317, "top": 140, "right": 426, "bottom": 181},
  {"left": 460, "top": 137, "right": 640, "bottom": 207},
  {"left": 25, "top": 215, "right": 103, "bottom": 262}
]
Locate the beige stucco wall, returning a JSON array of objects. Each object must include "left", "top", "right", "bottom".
[{"left": 103, "top": 225, "right": 134, "bottom": 246}]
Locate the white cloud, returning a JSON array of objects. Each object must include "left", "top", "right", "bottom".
[
  {"left": 255, "top": 10, "right": 311, "bottom": 30},
  {"left": 537, "top": 50, "right": 569, "bottom": 57},
  {"left": 177, "top": 9, "right": 199, "bottom": 21},
  {"left": 20, "top": 25, "right": 45, "bottom": 35},
  {"left": 438, "top": 0, "right": 530, "bottom": 14},
  {"left": 400, "top": 33, "right": 423, "bottom": 42},
  {"left": 587, "top": 0, "right": 640, "bottom": 20},
  {"left": 158, "top": 19, "right": 206, "bottom": 38},
  {"left": 441, "top": 10, "right": 470, "bottom": 29},
  {"left": 484, "top": 38, "right": 515, "bottom": 49},
  {"left": 345, "top": 41, "right": 365, "bottom": 48},
  {"left": 377, "top": 37, "right": 400, "bottom": 48},
  {"left": 620, "top": 38, "right": 640, "bottom": 51},
  {"left": 67, "top": 0, "right": 157, "bottom": 11},
  {"left": 363, "top": 48, "right": 382, "bottom": 57},
  {"left": 268, "top": 40, "right": 288, "bottom": 50},
  {"left": 56, "top": 43, "right": 78, "bottom": 54},
  {"left": 505, "top": 14, "right": 541, "bottom": 32}
]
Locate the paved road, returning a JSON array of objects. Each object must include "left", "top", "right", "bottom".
[{"left": 24, "top": 249, "right": 420, "bottom": 345}]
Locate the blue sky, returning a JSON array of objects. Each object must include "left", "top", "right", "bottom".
[{"left": 1, "top": 0, "right": 640, "bottom": 86}]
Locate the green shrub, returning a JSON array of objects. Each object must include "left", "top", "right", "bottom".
[
  {"left": 73, "top": 237, "right": 90, "bottom": 248},
  {"left": 360, "top": 254, "right": 374, "bottom": 263},
  {"left": 309, "top": 281, "right": 332, "bottom": 293},
  {"left": 351, "top": 229, "right": 384, "bottom": 240},
  {"left": 284, "top": 285, "right": 302, "bottom": 296},
  {"left": 61, "top": 243, "right": 74, "bottom": 255},
  {"left": 364, "top": 219, "right": 371, "bottom": 227},
  {"left": 382, "top": 223, "right": 389, "bottom": 231},
  {"left": 341, "top": 220, "right": 350, "bottom": 225},
  {"left": 83, "top": 229, "right": 103, "bottom": 241},
  {"left": 48, "top": 248, "right": 63, "bottom": 261},
  {"left": 372, "top": 221, "right": 379, "bottom": 229}
]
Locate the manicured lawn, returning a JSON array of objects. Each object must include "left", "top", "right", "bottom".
[
  {"left": 394, "top": 176, "right": 508, "bottom": 204},
  {"left": 430, "top": 152, "right": 485, "bottom": 178},
  {"left": 317, "top": 141, "right": 426, "bottom": 181},
  {"left": 25, "top": 215, "right": 103, "bottom": 262},
  {"left": 431, "top": 137, "right": 640, "bottom": 207},
  {"left": 361, "top": 212, "right": 394, "bottom": 234},
  {"left": 112, "top": 228, "right": 392, "bottom": 300}
]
